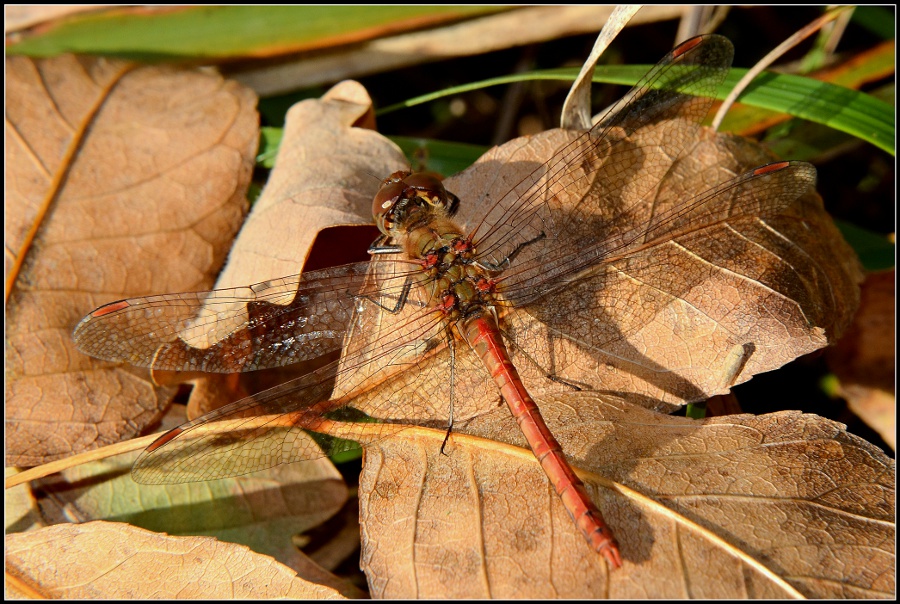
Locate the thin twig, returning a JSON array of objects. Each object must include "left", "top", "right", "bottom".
[{"left": 711, "top": 6, "right": 854, "bottom": 132}]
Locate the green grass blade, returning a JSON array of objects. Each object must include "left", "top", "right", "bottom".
[
  {"left": 7, "top": 6, "right": 501, "bottom": 60},
  {"left": 378, "top": 66, "right": 895, "bottom": 155}
]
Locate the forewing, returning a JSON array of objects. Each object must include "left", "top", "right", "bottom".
[
  {"left": 506, "top": 162, "right": 820, "bottom": 405},
  {"left": 500, "top": 161, "right": 817, "bottom": 304},
  {"left": 459, "top": 35, "right": 733, "bottom": 294},
  {"left": 73, "top": 261, "right": 392, "bottom": 372}
]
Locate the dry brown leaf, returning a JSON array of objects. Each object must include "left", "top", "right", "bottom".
[
  {"left": 215, "top": 80, "right": 404, "bottom": 287},
  {"left": 4, "top": 521, "right": 358, "bottom": 598},
  {"left": 827, "top": 269, "right": 896, "bottom": 449},
  {"left": 351, "top": 393, "right": 895, "bottom": 599},
  {"left": 4, "top": 55, "right": 258, "bottom": 466},
  {"left": 186, "top": 80, "right": 407, "bottom": 418}
]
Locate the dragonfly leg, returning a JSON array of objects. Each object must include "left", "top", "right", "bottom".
[
  {"left": 367, "top": 233, "right": 403, "bottom": 255},
  {"left": 440, "top": 327, "right": 457, "bottom": 455},
  {"left": 476, "top": 231, "right": 546, "bottom": 272},
  {"left": 545, "top": 373, "right": 587, "bottom": 391},
  {"left": 445, "top": 191, "right": 460, "bottom": 217},
  {"left": 359, "top": 276, "right": 414, "bottom": 314}
]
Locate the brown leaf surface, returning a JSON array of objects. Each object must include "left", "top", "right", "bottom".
[
  {"left": 5, "top": 55, "right": 258, "bottom": 466},
  {"left": 5, "top": 521, "right": 356, "bottom": 598},
  {"left": 827, "top": 269, "right": 896, "bottom": 449},
  {"left": 353, "top": 394, "right": 895, "bottom": 599},
  {"left": 215, "top": 80, "right": 405, "bottom": 288}
]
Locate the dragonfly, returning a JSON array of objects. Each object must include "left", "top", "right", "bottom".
[{"left": 73, "top": 34, "right": 816, "bottom": 569}]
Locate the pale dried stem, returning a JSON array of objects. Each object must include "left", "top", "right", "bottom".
[{"left": 711, "top": 6, "right": 854, "bottom": 132}]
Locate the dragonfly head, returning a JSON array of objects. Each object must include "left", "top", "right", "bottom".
[{"left": 373, "top": 171, "right": 460, "bottom": 235}]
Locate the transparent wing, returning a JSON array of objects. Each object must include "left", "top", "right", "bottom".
[
  {"left": 132, "top": 293, "right": 446, "bottom": 483},
  {"left": 499, "top": 161, "right": 818, "bottom": 305},
  {"left": 74, "top": 261, "right": 414, "bottom": 372},
  {"left": 466, "top": 35, "right": 735, "bottom": 297},
  {"left": 499, "top": 162, "right": 818, "bottom": 404},
  {"left": 130, "top": 253, "right": 502, "bottom": 484}
]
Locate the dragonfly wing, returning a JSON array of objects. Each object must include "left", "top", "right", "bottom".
[
  {"left": 132, "top": 303, "right": 499, "bottom": 483},
  {"left": 132, "top": 278, "right": 462, "bottom": 483},
  {"left": 343, "top": 328, "right": 501, "bottom": 427},
  {"left": 462, "top": 35, "right": 734, "bottom": 295},
  {"left": 505, "top": 162, "right": 819, "bottom": 403},
  {"left": 501, "top": 161, "right": 817, "bottom": 305},
  {"left": 73, "top": 261, "right": 404, "bottom": 372},
  {"left": 132, "top": 359, "right": 343, "bottom": 483}
]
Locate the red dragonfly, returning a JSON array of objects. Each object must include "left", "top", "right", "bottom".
[{"left": 73, "top": 35, "right": 816, "bottom": 569}]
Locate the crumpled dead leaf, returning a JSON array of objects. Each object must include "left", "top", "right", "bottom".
[
  {"left": 4, "top": 54, "right": 258, "bottom": 466},
  {"left": 5, "top": 521, "right": 359, "bottom": 598},
  {"left": 185, "top": 80, "right": 408, "bottom": 419},
  {"left": 352, "top": 393, "right": 894, "bottom": 599}
]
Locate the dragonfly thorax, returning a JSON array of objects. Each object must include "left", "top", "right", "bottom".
[{"left": 411, "top": 223, "right": 500, "bottom": 323}]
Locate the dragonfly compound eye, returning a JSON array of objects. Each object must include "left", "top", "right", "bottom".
[
  {"left": 372, "top": 179, "right": 406, "bottom": 234},
  {"left": 403, "top": 172, "right": 454, "bottom": 209}
]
